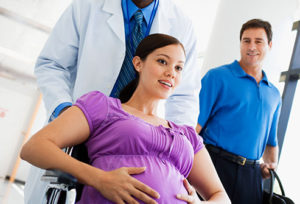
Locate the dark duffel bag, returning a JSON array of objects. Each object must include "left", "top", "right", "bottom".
[{"left": 263, "top": 169, "right": 294, "bottom": 204}]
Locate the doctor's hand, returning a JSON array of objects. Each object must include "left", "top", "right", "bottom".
[
  {"left": 176, "top": 179, "right": 201, "bottom": 204},
  {"left": 93, "top": 166, "right": 160, "bottom": 204}
]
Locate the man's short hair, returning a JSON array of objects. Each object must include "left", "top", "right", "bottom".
[{"left": 240, "top": 19, "right": 272, "bottom": 43}]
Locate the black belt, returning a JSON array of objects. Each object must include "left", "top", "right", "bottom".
[{"left": 206, "top": 144, "right": 260, "bottom": 166}]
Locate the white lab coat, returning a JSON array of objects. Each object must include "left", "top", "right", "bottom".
[{"left": 26, "top": 0, "right": 201, "bottom": 203}]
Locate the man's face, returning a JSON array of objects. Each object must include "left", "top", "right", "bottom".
[
  {"left": 132, "top": 0, "right": 154, "bottom": 8},
  {"left": 240, "top": 28, "right": 272, "bottom": 68}
]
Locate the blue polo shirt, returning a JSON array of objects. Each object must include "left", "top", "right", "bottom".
[{"left": 198, "top": 60, "right": 281, "bottom": 160}]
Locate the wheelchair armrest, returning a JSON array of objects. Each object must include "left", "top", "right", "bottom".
[
  {"left": 42, "top": 169, "right": 78, "bottom": 188},
  {"left": 40, "top": 144, "right": 88, "bottom": 201}
]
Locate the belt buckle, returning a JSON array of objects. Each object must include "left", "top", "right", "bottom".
[{"left": 238, "top": 156, "right": 246, "bottom": 165}]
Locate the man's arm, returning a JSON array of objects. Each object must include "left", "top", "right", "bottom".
[
  {"left": 260, "top": 98, "right": 281, "bottom": 179},
  {"left": 260, "top": 145, "right": 278, "bottom": 179},
  {"left": 49, "top": 103, "right": 72, "bottom": 122},
  {"left": 196, "top": 124, "right": 202, "bottom": 134},
  {"left": 35, "top": 0, "right": 81, "bottom": 120}
]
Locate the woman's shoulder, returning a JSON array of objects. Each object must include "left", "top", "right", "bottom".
[
  {"left": 77, "top": 91, "right": 128, "bottom": 118},
  {"left": 74, "top": 91, "right": 120, "bottom": 133},
  {"left": 74, "top": 91, "right": 116, "bottom": 114}
]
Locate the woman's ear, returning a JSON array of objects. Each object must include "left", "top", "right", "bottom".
[{"left": 132, "top": 56, "right": 142, "bottom": 72}]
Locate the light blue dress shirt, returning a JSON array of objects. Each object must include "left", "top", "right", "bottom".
[{"left": 122, "top": 0, "right": 156, "bottom": 37}]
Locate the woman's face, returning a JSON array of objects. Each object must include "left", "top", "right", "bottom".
[{"left": 133, "top": 44, "right": 186, "bottom": 99}]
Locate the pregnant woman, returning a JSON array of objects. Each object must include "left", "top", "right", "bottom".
[{"left": 21, "top": 33, "right": 230, "bottom": 204}]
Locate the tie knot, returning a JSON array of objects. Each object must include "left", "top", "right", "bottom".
[{"left": 134, "top": 10, "right": 144, "bottom": 25}]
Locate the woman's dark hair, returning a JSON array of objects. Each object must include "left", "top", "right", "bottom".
[
  {"left": 119, "top": 33, "right": 185, "bottom": 103},
  {"left": 240, "top": 19, "right": 272, "bottom": 43}
]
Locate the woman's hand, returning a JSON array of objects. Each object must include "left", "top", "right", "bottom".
[
  {"left": 176, "top": 179, "right": 201, "bottom": 204},
  {"left": 92, "top": 166, "right": 160, "bottom": 204}
]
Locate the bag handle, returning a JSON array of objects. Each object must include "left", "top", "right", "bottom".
[
  {"left": 271, "top": 169, "right": 285, "bottom": 196},
  {"left": 268, "top": 169, "right": 286, "bottom": 203}
]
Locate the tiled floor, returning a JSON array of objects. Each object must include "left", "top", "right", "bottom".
[{"left": 0, "top": 178, "right": 24, "bottom": 204}]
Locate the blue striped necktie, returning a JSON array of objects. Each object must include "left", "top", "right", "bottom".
[{"left": 112, "top": 10, "right": 145, "bottom": 98}]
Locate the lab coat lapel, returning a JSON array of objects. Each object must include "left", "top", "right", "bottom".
[
  {"left": 150, "top": 0, "right": 173, "bottom": 34},
  {"left": 102, "top": 0, "right": 125, "bottom": 44}
]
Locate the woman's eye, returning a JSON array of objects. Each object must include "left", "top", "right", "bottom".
[
  {"left": 158, "top": 59, "right": 167, "bottom": 65},
  {"left": 176, "top": 66, "right": 183, "bottom": 71}
]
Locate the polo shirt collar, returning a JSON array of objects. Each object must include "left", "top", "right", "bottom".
[
  {"left": 261, "top": 70, "right": 271, "bottom": 86},
  {"left": 231, "top": 60, "right": 271, "bottom": 87},
  {"left": 122, "top": 0, "right": 155, "bottom": 25}
]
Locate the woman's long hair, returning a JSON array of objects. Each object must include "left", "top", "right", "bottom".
[{"left": 119, "top": 33, "right": 185, "bottom": 103}]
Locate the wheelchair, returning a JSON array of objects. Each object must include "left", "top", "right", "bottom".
[{"left": 41, "top": 143, "right": 89, "bottom": 204}]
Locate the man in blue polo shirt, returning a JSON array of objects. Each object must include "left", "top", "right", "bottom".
[{"left": 197, "top": 19, "right": 281, "bottom": 204}]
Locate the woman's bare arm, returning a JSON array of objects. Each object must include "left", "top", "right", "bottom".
[
  {"left": 21, "top": 106, "right": 159, "bottom": 204},
  {"left": 187, "top": 148, "right": 231, "bottom": 204}
]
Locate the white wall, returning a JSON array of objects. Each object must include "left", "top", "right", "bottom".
[
  {"left": 0, "top": 0, "right": 71, "bottom": 182},
  {"left": 0, "top": 77, "right": 39, "bottom": 180},
  {"left": 201, "top": 0, "right": 299, "bottom": 83}
]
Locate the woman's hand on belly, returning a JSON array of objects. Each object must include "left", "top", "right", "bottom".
[
  {"left": 93, "top": 166, "right": 160, "bottom": 204},
  {"left": 176, "top": 179, "right": 201, "bottom": 204}
]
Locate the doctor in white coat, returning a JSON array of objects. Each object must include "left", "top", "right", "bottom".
[{"left": 25, "top": 0, "right": 201, "bottom": 203}]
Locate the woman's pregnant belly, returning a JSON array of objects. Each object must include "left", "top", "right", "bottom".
[{"left": 78, "top": 155, "right": 189, "bottom": 203}]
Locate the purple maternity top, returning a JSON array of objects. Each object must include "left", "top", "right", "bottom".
[{"left": 74, "top": 91, "right": 203, "bottom": 203}]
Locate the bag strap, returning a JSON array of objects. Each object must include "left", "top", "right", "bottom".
[
  {"left": 268, "top": 169, "right": 286, "bottom": 203},
  {"left": 271, "top": 169, "right": 286, "bottom": 196},
  {"left": 268, "top": 169, "right": 274, "bottom": 203}
]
